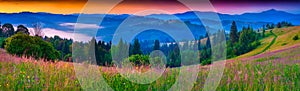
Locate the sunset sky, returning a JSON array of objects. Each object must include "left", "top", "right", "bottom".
[{"left": 0, "top": 0, "right": 299, "bottom": 15}]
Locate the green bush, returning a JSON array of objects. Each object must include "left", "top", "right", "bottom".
[
  {"left": 5, "top": 34, "right": 60, "bottom": 61},
  {"left": 0, "top": 37, "right": 6, "bottom": 48},
  {"left": 128, "top": 54, "right": 149, "bottom": 66},
  {"left": 201, "top": 59, "right": 211, "bottom": 65},
  {"left": 63, "top": 53, "right": 72, "bottom": 61},
  {"left": 293, "top": 35, "right": 299, "bottom": 40}
]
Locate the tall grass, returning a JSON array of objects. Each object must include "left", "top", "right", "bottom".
[{"left": 0, "top": 45, "right": 300, "bottom": 90}]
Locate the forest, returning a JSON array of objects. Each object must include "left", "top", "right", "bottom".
[{"left": 0, "top": 21, "right": 293, "bottom": 67}]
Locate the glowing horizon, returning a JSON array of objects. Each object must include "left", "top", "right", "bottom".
[{"left": 0, "top": 1, "right": 299, "bottom": 15}]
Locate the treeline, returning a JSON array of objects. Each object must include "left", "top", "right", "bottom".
[
  {"left": 226, "top": 21, "right": 293, "bottom": 58},
  {"left": 44, "top": 36, "right": 73, "bottom": 61},
  {"left": 226, "top": 21, "right": 261, "bottom": 58},
  {"left": 265, "top": 21, "right": 293, "bottom": 29},
  {"left": 0, "top": 21, "right": 294, "bottom": 67},
  {"left": 0, "top": 22, "right": 73, "bottom": 61}
]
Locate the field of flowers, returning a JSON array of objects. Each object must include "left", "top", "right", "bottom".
[{"left": 0, "top": 41, "right": 300, "bottom": 91}]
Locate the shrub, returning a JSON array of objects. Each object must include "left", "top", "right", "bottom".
[
  {"left": 201, "top": 59, "right": 211, "bottom": 65},
  {"left": 293, "top": 35, "right": 299, "bottom": 40},
  {"left": 128, "top": 54, "right": 149, "bottom": 66},
  {"left": 63, "top": 53, "right": 72, "bottom": 62},
  {"left": 5, "top": 34, "right": 60, "bottom": 61},
  {"left": 0, "top": 37, "right": 6, "bottom": 48}
]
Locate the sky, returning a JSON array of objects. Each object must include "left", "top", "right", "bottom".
[{"left": 0, "top": 0, "right": 299, "bottom": 15}]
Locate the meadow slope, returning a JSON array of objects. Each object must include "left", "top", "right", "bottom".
[
  {"left": 236, "top": 26, "right": 300, "bottom": 59},
  {"left": 0, "top": 26, "right": 300, "bottom": 90}
]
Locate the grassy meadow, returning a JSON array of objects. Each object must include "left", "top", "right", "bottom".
[
  {"left": 237, "top": 26, "right": 300, "bottom": 58},
  {"left": 1, "top": 27, "right": 300, "bottom": 90}
]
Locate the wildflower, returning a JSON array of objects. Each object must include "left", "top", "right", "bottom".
[
  {"left": 234, "top": 73, "right": 239, "bottom": 81},
  {"left": 238, "top": 71, "right": 242, "bottom": 75},
  {"left": 27, "top": 76, "right": 30, "bottom": 79},
  {"left": 227, "top": 77, "right": 231, "bottom": 84},
  {"left": 135, "top": 67, "right": 139, "bottom": 70},
  {"left": 258, "top": 71, "right": 262, "bottom": 75},
  {"left": 274, "top": 76, "right": 279, "bottom": 82},
  {"left": 35, "top": 75, "right": 39, "bottom": 82},
  {"left": 244, "top": 73, "right": 248, "bottom": 81}
]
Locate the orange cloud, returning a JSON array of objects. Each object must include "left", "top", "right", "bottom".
[
  {"left": 0, "top": 0, "right": 216, "bottom": 15},
  {"left": 0, "top": 1, "right": 86, "bottom": 14},
  {"left": 109, "top": 1, "right": 190, "bottom": 15}
]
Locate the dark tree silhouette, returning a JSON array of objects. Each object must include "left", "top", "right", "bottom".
[
  {"left": 2, "top": 23, "right": 15, "bottom": 37},
  {"left": 131, "top": 39, "right": 142, "bottom": 55},
  {"left": 153, "top": 40, "right": 160, "bottom": 50},
  {"left": 230, "top": 21, "right": 239, "bottom": 43},
  {"left": 15, "top": 25, "right": 30, "bottom": 35}
]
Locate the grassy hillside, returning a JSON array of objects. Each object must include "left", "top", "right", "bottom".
[
  {"left": 236, "top": 26, "right": 300, "bottom": 59},
  {"left": 1, "top": 44, "right": 300, "bottom": 90},
  {"left": 0, "top": 26, "right": 300, "bottom": 90}
]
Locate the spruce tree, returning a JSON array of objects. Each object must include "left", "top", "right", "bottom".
[
  {"left": 230, "top": 21, "right": 239, "bottom": 43},
  {"left": 262, "top": 25, "right": 266, "bottom": 37},
  {"left": 132, "top": 39, "right": 142, "bottom": 55},
  {"left": 198, "top": 36, "right": 202, "bottom": 50},
  {"left": 153, "top": 40, "right": 160, "bottom": 50}
]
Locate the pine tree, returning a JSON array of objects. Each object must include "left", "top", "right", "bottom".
[
  {"left": 277, "top": 22, "right": 282, "bottom": 28},
  {"left": 131, "top": 39, "right": 142, "bottom": 55},
  {"left": 266, "top": 24, "right": 270, "bottom": 29},
  {"left": 230, "top": 21, "right": 239, "bottom": 43},
  {"left": 262, "top": 25, "right": 266, "bottom": 37},
  {"left": 197, "top": 36, "right": 202, "bottom": 50},
  {"left": 238, "top": 26, "right": 258, "bottom": 54},
  {"left": 205, "top": 33, "right": 211, "bottom": 48},
  {"left": 153, "top": 40, "right": 160, "bottom": 50}
]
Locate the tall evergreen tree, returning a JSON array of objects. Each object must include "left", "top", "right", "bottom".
[
  {"left": 230, "top": 21, "right": 239, "bottom": 43},
  {"left": 277, "top": 22, "right": 282, "bottom": 28},
  {"left": 0, "top": 28, "right": 3, "bottom": 37},
  {"left": 201, "top": 32, "right": 211, "bottom": 62},
  {"left": 205, "top": 33, "right": 211, "bottom": 48},
  {"left": 197, "top": 36, "right": 202, "bottom": 50},
  {"left": 153, "top": 40, "right": 160, "bottom": 50},
  {"left": 239, "top": 27, "right": 258, "bottom": 54},
  {"left": 131, "top": 39, "right": 142, "bottom": 55},
  {"left": 262, "top": 25, "right": 266, "bottom": 37},
  {"left": 169, "top": 44, "right": 181, "bottom": 67}
]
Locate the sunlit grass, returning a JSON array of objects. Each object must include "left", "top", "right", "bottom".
[
  {"left": 270, "top": 26, "right": 300, "bottom": 51},
  {"left": 1, "top": 44, "right": 300, "bottom": 90},
  {"left": 237, "top": 26, "right": 300, "bottom": 59},
  {"left": 236, "top": 31, "right": 273, "bottom": 58},
  {"left": 0, "top": 26, "right": 299, "bottom": 90}
]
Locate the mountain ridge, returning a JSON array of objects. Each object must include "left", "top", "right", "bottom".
[{"left": 0, "top": 9, "right": 299, "bottom": 42}]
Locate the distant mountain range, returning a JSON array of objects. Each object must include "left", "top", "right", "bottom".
[{"left": 0, "top": 9, "right": 299, "bottom": 42}]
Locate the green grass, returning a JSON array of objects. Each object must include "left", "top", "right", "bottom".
[
  {"left": 1, "top": 44, "right": 300, "bottom": 90},
  {"left": 269, "top": 26, "right": 300, "bottom": 51},
  {"left": 237, "top": 26, "right": 300, "bottom": 58},
  {"left": 256, "top": 30, "right": 278, "bottom": 55},
  {"left": 0, "top": 58, "right": 299, "bottom": 90},
  {"left": 1, "top": 26, "right": 300, "bottom": 90}
]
